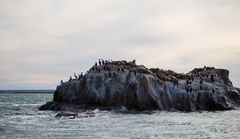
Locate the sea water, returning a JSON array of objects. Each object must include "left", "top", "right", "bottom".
[{"left": 0, "top": 92, "right": 240, "bottom": 139}]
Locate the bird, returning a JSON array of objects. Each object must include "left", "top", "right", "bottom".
[
  {"left": 101, "top": 59, "right": 105, "bottom": 65},
  {"left": 98, "top": 59, "right": 102, "bottom": 66},
  {"left": 133, "top": 60, "right": 136, "bottom": 64},
  {"left": 69, "top": 76, "right": 72, "bottom": 82},
  {"left": 74, "top": 73, "right": 78, "bottom": 79}
]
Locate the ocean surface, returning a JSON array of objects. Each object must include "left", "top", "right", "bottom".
[{"left": 0, "top": 92, "right": 240, "bottom": 139}]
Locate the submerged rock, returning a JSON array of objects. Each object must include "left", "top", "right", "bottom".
[
  {"left": 40, "top": 60, "right": 240, "bottom": 112},
  {"left": 55, "top": 111, "right": 95, "bottom": 119}
]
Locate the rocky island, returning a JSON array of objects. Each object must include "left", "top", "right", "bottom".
[{"left": 39, "top": 60, "right": 240, "bottom": 112}]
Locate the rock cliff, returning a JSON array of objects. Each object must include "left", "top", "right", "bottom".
[{"left": 39, "top": 60, "right": 240, "bottom": 112}]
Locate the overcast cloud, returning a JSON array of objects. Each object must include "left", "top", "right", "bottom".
[{"left": 0, "top": 0, "right": 240, "bottom": 89}]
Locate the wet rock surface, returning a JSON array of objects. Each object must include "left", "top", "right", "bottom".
[{"left": 40, "top": 60, "right": 240, "bottom": 112}]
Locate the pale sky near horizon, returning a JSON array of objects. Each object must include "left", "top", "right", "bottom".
[{"left": 0, "top": 0, "right": 240, "bottom": 89}]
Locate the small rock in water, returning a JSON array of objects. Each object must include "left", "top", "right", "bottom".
[{"left": 55, "top": 112, "right": 78, "bottom": 119}]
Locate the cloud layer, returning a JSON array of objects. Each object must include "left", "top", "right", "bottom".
[{"left": 1, "top": 0, "right": 240, "bottom": 89}]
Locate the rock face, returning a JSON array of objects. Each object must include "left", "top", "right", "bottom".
[{"left": 39, "top": 60, "right": 240, "bottom": 112}]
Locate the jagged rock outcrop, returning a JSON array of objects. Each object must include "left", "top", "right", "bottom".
[{"left": 39, "top": 60, "right": 240, "bottom": 112}]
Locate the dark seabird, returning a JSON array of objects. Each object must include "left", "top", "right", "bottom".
[
  {"left": 117, "top": 67, "right": 120, "bottom": 73},
  {"left": 68, "top": 76, "right": 72, "bottom": 82},
  {"left": 98, "top": 59, "right": 101, "bottom": 66},
  {"left": 210, "top": 74, "right": 214, "bottom": 82},
  {"left": 133, "top": 60, "right": 136, "bottom": 64},
  {"left": 200, "top": 78, "right": 203, "bottom": 84},
  {"left": 212, "top": 88, "right": 215, "bottom": 94},
  {"left": 95, "top": 62, "right": 97, "bottom": 66},
  {"left": 101, "top": 59, "right": 105, "bottom": 65},
  {"left": 200, "top": 86, "right": 203, "bottom": 90},
  {"left": 105, "top": 60, "right": 108, "bottom": 64},
  {"left": 174, "top": 79, "right": 178, "bottom": 86},
  {"left": 60, "top": 80, "right": 63, "bottom": 84},
  {"left": 190, "top": 87, "right": 192, "bottom": 92},
  {"left": 74, "top": 73, "right": 77, "bottom": 79}
]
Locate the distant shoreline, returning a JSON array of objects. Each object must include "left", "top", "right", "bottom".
[{"left": 0, "top": 90, "right": 54, "bottom": 94}]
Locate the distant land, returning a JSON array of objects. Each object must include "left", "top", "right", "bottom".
[{"left": 0, "top": 90, "right": 54, "bottom": 94}]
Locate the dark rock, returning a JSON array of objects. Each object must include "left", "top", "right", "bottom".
[
  {"left": 39, "top": 61, "right": 240, "bottom": 112},
  {"left": 55, "top": 112, "right": 78, "bottom": 118}
]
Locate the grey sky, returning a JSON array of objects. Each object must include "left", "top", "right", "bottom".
[{"left": 0, "top": 0, "right": 240, "bottom": 89}]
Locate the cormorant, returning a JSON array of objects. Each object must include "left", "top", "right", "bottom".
[
  {"left": 74, "top": 73, "right": 77, "bottom": 79},
  {"left": 190, "top": 87, "right": 192, "bottom": 92},
  {"left": 95, "top": 62, "right": 97, "bottom": 66},
  {"left": 68, "top": 76, "right": 72, "bottom": 82},
  {"left": 174, "top": 79, "right": 178, "bottom": 86},
  {"left": 133, "top": 60, "right": 136, "bottom": 64},
  {"left": 212, "top": 88, "right": 215, "bottom": 94},
  {"left": 60, "top": 80, "right": 63, "bottom": 84},
  {"left": 98, "top": 59, "right": 101, "bottom": 66},
  {"left": 101, "top": 59, "right": 105, "bottom": 65},
  {"left": 117, "top": 67, "right": 120, "bottom": 73},
  {"left": 200, "top": 78, "right": 203, "bottom": 84},
  {"left": 105, "top": 60, "right": 108, "bottom": 65},
  {"left": 210, "top": 74, "right": 214, "bottom": 82}
]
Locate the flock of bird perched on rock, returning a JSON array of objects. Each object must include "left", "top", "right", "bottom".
[
  {"left": 60, "top": 59, "right": 219, "bottom": 95},
  {"left": 60, "top": 59, "right": 136, "bottom": 84}
]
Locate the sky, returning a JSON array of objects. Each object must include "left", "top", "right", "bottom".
[{"left": 0, "top": 0, "right": 240, "bottom": 90}]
